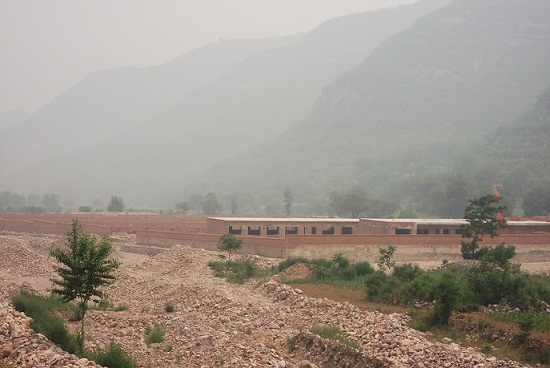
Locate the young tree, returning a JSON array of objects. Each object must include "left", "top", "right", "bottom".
[
  {"left": 378, "top": 245, "right": 396, "bottom": 273},
  {"left": 107, "top": 195, "right": 125, "bottom": 212},
  {"left": 217, "top": 234, "right": 242, "bottom": 260},
  {"left": 50, "top": 220, "right": 120, "bottom": 354},
  {"left": 284, "top": 188, "right": 293, "bottom": 217},
  {"left": 460, "top": 194, "right": 507, "bottom": 260},
  {"left": 432, "top": 272, "right": 460, "bottom": 325}
]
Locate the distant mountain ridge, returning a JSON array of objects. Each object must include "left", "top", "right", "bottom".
[
  {"left": 0, "top": 37, "right": 297, "bottom": 174},
  {"left": 1, "top": 0, "right": 450, "bottom": 208}
]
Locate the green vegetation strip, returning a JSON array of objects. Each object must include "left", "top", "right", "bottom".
[
  {"left": 488, "top": 311, "right": 550, "bottom": 333},
  {"left": 11, "top": 292, "right": 136, "bottom": 368}
]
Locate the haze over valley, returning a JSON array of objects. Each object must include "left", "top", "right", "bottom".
[{"left": 1, "top": 0, "right": 549, "bottom": 217}]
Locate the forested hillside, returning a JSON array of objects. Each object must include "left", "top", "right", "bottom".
[{"left": 189, "top": 0, "right": 550, "bottom": 216}]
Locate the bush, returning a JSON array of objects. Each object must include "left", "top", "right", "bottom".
[
  {"left": 145, "top": 323, "right": 165, "bottom": 345},
  {"left": 85, "top": 343, "right": 137, "bottom": 368},
  {"left": 164, "top": 303, "right": 175, "bottom": 313},
  {"left": 353, "top": 261, "right": 375, "bottom": 276},
  {"left": 393, "top": 263, "right": 423, "bottom": 282},
  {"left": 431, "top": 272, "right": 460, "bottom": 325},
  {"left": 332, "top": 253, "right": 350, "bottom": 269},
  {"left": 208, "top": 259, "right": 265, "bottom": 284}
]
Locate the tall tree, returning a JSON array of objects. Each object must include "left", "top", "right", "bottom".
[
  {"left": 283, "top": 188, "right": 293, "bottom": 217},
  {"left": 460, "top": 194, "right": 507, "bottom": 260},
  {"left": 107, "top": 195, "right": 125, "bottom": 212},
  {"left": 230, "top": 194, "right": 239, "bottom": 215},
  {"left": 0, "top": 191, "right": 25, "bottom": 210},
  {"left": 174, "top": 201, "right": 189, "bottom": 214},
  {"left": 42, "top": 192, "right": 62, "bottom": 213},
  {"left": 202, "top": 193, "right": 222, "bottom": 215},
  {"left": 329, "top": 188, "right": 368, "bottom": 218},
  {"left": 442, "top": 173, "right": 472, "bottom": 218},
  {"left": 523, "top": 183, "right": 550, "bottom": 216},
  {"left": 50, "top": 220, "right": 119, "bottom": 354}
]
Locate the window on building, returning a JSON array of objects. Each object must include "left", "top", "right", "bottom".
[
  {"left": 285, "top": 227, "right": 298, "bottom": 235},
  {"left": 395, "top": 228, "right": 412, "bottom": 234},
  {"left": 229, "top": 226, "right": 242, "bottom": 235},
  {"left": 435, "top": 229, "right": 441, "bottom": 235},
  {"left": 417, "top": 228, "right": 429, "bottom": 234},
  {"left": 322, "top": 227, "right": 335, "bottom": 234},
  {"left": 311, "top": 227, "right": 317, "bottom": 235},
  {"left": 267, "top": 227, "right": 279, "bottom": 235},
  {"left": 341, "top": 227, "right": 353, "bottom": 234},
  {"left": 248, "top": 226, "right": 260, "bottom": 236},
  {"left": 443, "top": 229, "right": 450, "bottom": 235}
]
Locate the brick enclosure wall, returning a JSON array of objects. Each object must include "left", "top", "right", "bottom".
[
  {"left": 0, "top": 213, "right": 207, "bottom": 235},
  {"left": 3, "top": 214, "right": 549, "bottom": 264},
  {"left": 135, "top": 230, "right": 550, "bottom": 263}
]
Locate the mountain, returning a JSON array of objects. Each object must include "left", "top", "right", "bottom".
[
  {"left": 188, "top": 0, "right": 550, "bottom": 211},
  {"left": 0, "top": 37, "right": 297, "bottom": 175},
  {"left": 1, "top": 0, "right": 450, "bottom": 208}
]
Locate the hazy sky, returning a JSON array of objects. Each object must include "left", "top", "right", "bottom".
[{"left": 1, "top": 0, "right": 416, "bottom": 114}]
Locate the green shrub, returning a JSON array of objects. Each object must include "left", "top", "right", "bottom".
[
  {"left": 332, "top": 253, "right": 350, "bottom": 269},
  {"left": 431, "top": 272, "right": 460, "bottom": 325},
  {"left": 145, "top": 323, "right": 165, "bottom": 345},
  {"left": 353, "top": 261, "right": 375, "bottom": 276},
  {"left": 85, "top": 343, "right": 137, "bottom": 368},
  {"left": 310, "top": 258, "right": 333, "bottom": 269},
  {"left": 393, "top": 263, "right": 423, "bottom": 282},
  {"left": 208, "top": 259, "right": 265, "bottom": 284},
  {"left": 11, "top": 293, "right": 78, "bottom": 354},
  {"left": 339, "top": 266, "right": 357, "bottom": 281},
  {"left": 164, "top": 303, "right": 175, "bottom": 313}
]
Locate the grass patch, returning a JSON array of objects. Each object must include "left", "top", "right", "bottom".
[
  {"left": 11, "top": 292, "right": 79, "bottom": 354},
  {"left": 276, "top": 254, "right": 375, "bottom": 289},
  {"left": 311, "top": 324, "right": 362, "bottom": 352},
  {"left": 487, "top": 311, "right": 550, "bottom": 332},
  {"left": 85, "top": 342, "right": 137, "bottom": 368},
  {"left": 145, "top": 323, "right": 165, "bottom": 345},
  {"left": 208, "top": 259, "right": 269, "bottom": 284}
]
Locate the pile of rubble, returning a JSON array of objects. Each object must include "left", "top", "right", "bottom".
[
  {"left": 0, "top": 302, "right": 101, "bottom": 367},
  {"left": 0, "top": 232, "right": 530, "bottom": 367}
]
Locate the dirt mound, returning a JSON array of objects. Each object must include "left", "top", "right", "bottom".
[{"left": 279, "top": 262, "right": 315, "bottom": 280}]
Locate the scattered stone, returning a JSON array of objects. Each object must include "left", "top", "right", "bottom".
[{"left": 0, "top": 232, "right": 531, "bottom": 368}]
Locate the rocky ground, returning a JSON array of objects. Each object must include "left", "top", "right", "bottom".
[{"left": 0, "top": 231, "right": 533, "bottom": 367}]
